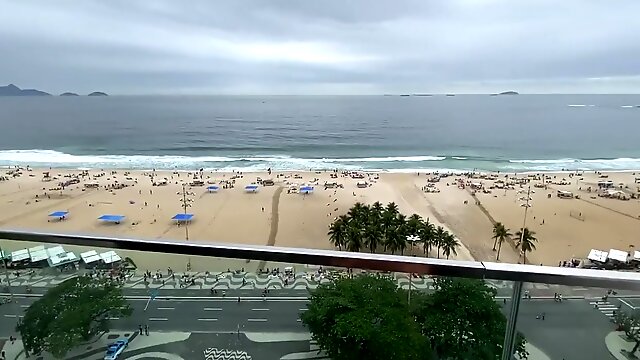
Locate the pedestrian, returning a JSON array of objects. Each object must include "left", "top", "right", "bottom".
[
  {"left": 503, "top": 298, "right": 507, "bottom": 304},
  {"left": 138, "top": 324, "right": 143, "bottom": 335},
  {"left": 237, "top": 296, "right": 241, "bottom": 303},
  {"left": 541, "top": 312, "right": 545, "bottom": 320},
  {"left": 145, "top": 324, "right": 149, "bottom": 336},
  {"left": 554, "top": 292, "right": 557, "bottom": 301},
  {"left": 261, "top": 207, "right": 264, "bottom": 212}
]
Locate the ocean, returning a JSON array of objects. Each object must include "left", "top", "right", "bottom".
[{"left": 0, "top": 95, "right": 639, "bottom": 172}]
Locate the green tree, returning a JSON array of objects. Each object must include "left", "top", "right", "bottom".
[
  {"left": 492, "top": 222, "right": 512, "bottom": 261},
  {"left": 614, "top": 310, "right": 640, "bottom": 355},
  {"left": 345, "top": 221, "right": 363, "bottom": 252},
  {"left": 419, "top": 219, "right": 435, "bottom": 256},
  {"left": 17, "top": 276, "right": 132, "bottom": 358},
  {"left": 411, "top": 277, "right": 528, "bottom": 360},
  {"left": 301, "top": 274, "right": 430, "bottom": 360},
  {"left": 441, "top": 232, "right": 460, "bottom": 260},
  {"left": 433, "top": 226, "right": 447, "bottom": 259},
  {"left": 328, "top": 215, "right": 348, "bottom": 250},
  {"left": 515, "top": 227, "right": 537, "bottom": 264}
]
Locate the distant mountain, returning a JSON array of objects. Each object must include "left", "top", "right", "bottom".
[
  {"left": 60, "top": 92, "right": 79, "bottom": 96},
  {"left": 0, "top": 84, "right": 51, "bottom": 96},
  {"left": 88, "top": 91, "right": 108, "bottom": 96},
  {"left": 497, "top": 91, "right": 519, "bottom": 95}
]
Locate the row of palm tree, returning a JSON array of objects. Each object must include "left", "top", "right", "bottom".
[
  {"left": 492, "top": 222, "right": 538, "bottom": 263},
  {"left": 328, "top": 201, "right": 460, "bottom": 259}
]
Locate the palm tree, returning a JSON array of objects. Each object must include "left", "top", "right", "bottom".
[
  {"left": 345, "top": 222, "right": 363, "bottom": 252},
  {"left": 385, "top": 202, "right": 399, "bottom": 218},
  {"left": 371, "top": 201, "right": 384, "bottom": 218},
  {"left": 441, "top": 232, "right": 460, "bottom": 260},
  {"left": 328, "top": 215, "right": 348, "bottom": 250},
  {"left": 494, "top": 223, "right": 512, "bottom": 262},
  {"left": 515, "top": 227, "right": 537, "bottom": 264},
  {"left": 396, "top": 214, "right": 408, "bottom": 255},
  {"left": 433, "top": 226, "right": 447, "bottom": 259},
  {"left": 418, "top": 219, "right": 435, "bottom": 256},
  {"left": 363, "top": 221, "right": 383, "bottom": 253}
]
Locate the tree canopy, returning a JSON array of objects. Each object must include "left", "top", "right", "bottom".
[
  {"left": 301, "top": 274, "right": 430, "bottom": 360},
  {"left": 17, "top": 276, "right": 132, "bottom": 358},
  {"left": 302, "top": 274, "right": 528, "bottom": 360},
  {"left": 328, "top": 201, "right": 459, "bottom": 258},
  {"left": 411, "top": 277, "right": 528, "bottom": 360}
]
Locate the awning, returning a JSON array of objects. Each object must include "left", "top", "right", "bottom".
[
  {"left": 11, "top": 249, "right": 30, "bottom": 262},
  {"left": 587, "top": 249, "right": 608, "bottom": 263},
  {"left": 48, "top": 252, "right": 79, "bottom": 267},
  {"left": 608, "top": 249, "right": 629, "bottom": 262},
  {"left": 172, "top": 213, "right": 194, "bottom": 222},
  {"left": 48, "top": 211, "right": 69, "bottom": 217},
  {"left": 80, "top": 250, "right": 101, "bottom": 264},
  {"left": 100, "top": 251, "right": 122, "bottom": 264},
  {"left": 98, "top": 215, "right": 126, "bottom": 222}
]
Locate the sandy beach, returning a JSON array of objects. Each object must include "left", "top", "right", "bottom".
[{"left": 0, "top": 167, "right": 638, "bottom": 271}]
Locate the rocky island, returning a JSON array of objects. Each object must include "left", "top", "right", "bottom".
[
  {"left": 88, "top": 91, "right": 108, "bottom": 96},
  {"left": 0, "top": 84, "right": 50, "bottom": 96},
  {"left": 60, "top": 92, "right": 79, "bottom": 96}
]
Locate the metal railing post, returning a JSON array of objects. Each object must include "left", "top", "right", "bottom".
[
  {"left": 0, "top": 244, "right": 13, "bottom": 301},
  {"left": 501, "top": 281, "right": 523, "bottom": 360}
]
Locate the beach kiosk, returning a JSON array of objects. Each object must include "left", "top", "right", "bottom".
[
  {"left": 587, "top": 249, "right": 608, "bottom": 265},
  {"left": 80, "top": 250, "right": 102, "bottom": 268},
  {"left": 100, "top": 251, "right": 122, "bottom": 265},
  {"left": 48, "top": 211, "right": 69, "bottom": 222},
  {"left": 245, "top": 184, "right": 259, "bottom": 193},
  {"left": 98, "top": 214, "right": 126, "bottom": 224},
  {"left": 300, "top": 185, "right": 314, "bottom": 195},
  {"left": 206, "top": 185, "right": 220, "bottom": 193},
  {"left": 29, "top": 245, "right": 49, "bottom": 267},
  {"left": 608, "top": 249, "right": 629, "bottom": 264},
  {"left": 47, "top": 250, "right": 79, "bottom": 268}
]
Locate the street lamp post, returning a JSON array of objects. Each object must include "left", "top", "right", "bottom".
[
  {"left": 1, "top": 245, "right": 12, "bottom": 301},
  {"left": 517, "top": 185, "right": 533, "bottom": 263}
]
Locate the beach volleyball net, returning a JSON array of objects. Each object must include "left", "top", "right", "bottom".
[{"left": 570, "top": 210, "right": 585, "bottom": 221}]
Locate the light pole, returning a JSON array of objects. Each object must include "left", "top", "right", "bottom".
[
  {"left": 181, "top": 184, "right": 189, "bottom": 241},
  {"left": 1, "top": 244, "right": 12, "bottom": 301},
  {"left": 517, "top": 185, "right": 533, "bottom": 263}
]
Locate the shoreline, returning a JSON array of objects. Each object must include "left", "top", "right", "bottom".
[{"left": 0, "top": 167, "right": 638, "bottom": 272}]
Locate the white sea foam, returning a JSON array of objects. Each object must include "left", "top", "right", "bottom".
[
  {"left": 568, "top": 104, "right": 586, "bottom": 107},
  {"left": 452, "top": 156, "right": 468, "bottom": 160},
  {"left": 506, "top": 158, "right": 640, "bottom": 171}
]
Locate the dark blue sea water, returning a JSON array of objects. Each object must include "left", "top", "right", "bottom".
[{"left": 0, "top": 95, "right": 639, "bottom": 172}]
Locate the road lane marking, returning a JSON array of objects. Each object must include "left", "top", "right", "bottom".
[
  {"left": 197, "top": 318, "right": 218, "bottom": 321},
  {"left": 148, "top": 318, "right": 168, "bottom": 321},
  {"left": 296, "top": 319, "right": 302, "bottom": 322},
  {"left": 4, "top": 314, "right": 16, "bottom": 318},
  {"left": 157, "top": 307, "right": 175, "bottom": 310},
  {"left": 204, "top": 308, "right": 222, "bottom": 311},
  {"left": 108, "top": 317, "right": 120, "bottom": 320},
  {"left": 20, "top": 305, "right": 30, "bottom": 308},
  {"left": 247, "top": 318, "right": 267, "bottom": 322},
  {"left": 299, "top": 308, "right": 307, "bottom": 311},
  {"left": 251, "top": 308, "right": 269, "bottom": 311}
]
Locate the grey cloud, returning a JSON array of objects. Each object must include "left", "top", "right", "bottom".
[{"left": 0, "top": 0, "right": 638, "bottom": 94}]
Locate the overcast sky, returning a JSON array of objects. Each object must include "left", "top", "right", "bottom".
[{"left": 1, "top": 0, "right": 639, "bottom": 94}]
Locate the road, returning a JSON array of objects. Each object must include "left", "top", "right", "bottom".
[{"left": 0, "top": 295, "right": 309, "bottom": 336}]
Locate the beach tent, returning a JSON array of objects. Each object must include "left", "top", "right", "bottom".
[
  {"left": 10, "top": 249, "right": 30, "bottom": 263},
  {"left": 300, "top": 185, "right": 314, "bottom": 194},
  {"left": 172, "top": 213, "right": 194, "bottom": 223},
  {"left": 47, "top": 246, "right": 66, "bottom": 258},
  {"left": 245, "top": 184, "right": 259, "bottom": 193},
  {"left": 587, "top": 249, "right": 608, "bottom": 263},
  {"left": 48, "top": 211, "right": 69, "bottom": 221},
  {"left": 100, "top": 250, "right": 122, "bottom": 264},
  {"left": 29, "top": 246, "right": 48, "bottom": 264},
  {"left": 608, "top": 249, "right": 629, "bottom": 263},
  {"left": 206, "top": 185, "right": 220, "bottom": 193},
  {"left": 80, "top": 250, "right": 101, "bottom": 266},
  {"left": 406, "top": 235, "right": 420, "bottom": 245},
  {"left": 98, "top": 215, "right": 126, "bottom": 224},
  {"left": 48, "top": 251, "right": 79, "bottom": 267}
]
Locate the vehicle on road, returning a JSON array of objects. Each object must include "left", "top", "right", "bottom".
[{"left": 104, "top": 339, "right": 128, "bottom": 360}]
